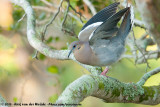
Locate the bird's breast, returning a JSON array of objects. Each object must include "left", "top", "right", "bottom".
[{"left": 74, "top": 43, "right": 100, "bottom": 66}]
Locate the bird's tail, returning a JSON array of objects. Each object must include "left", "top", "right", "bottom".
[{"left": 116, "top": 7, "right": 132, "bottom": 42}]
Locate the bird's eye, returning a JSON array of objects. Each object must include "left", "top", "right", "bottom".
[{"left": 73, "top": 45, "right": 76, "bottom": 48}]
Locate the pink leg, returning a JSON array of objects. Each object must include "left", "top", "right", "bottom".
[{"left": 101, "top": 67, "right": 109, "bottom": 77}]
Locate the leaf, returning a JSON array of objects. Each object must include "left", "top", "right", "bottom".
[
  {"left": 48, "top": 94, "right": 58, "bottom": 103},
  {"left": 47, "top": 66, "right": 58, "bottom": 74},
  {"left": 39, "top": 53, "right": 46, "bottom": 60},
  {"left": 55, "top": 37, "right": 60, "bottom": 42},
  {"left": 46, "top": 37, "right": 53, "bottom": 44},
  {"left": 13, "top": 97, "right": 18, "bottom": 103}
]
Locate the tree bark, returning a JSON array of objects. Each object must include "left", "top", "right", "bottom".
[{"left": 56, "top": 70, "right": 160, "bottom": 105}]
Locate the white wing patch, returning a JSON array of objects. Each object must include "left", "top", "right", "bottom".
[{"left": 78, "top": 22, "right": 103, "bottom": 42}]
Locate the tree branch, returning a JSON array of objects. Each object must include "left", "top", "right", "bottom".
[
  {"left": 10, "top": 0, "right": 101, "bottom": 75},
  {"left": 137, "top": 67, "right": 160, "bottom": 86},
  {"left": 42, "top": 0, "right": 64, "bottom": 41},
  {"left": 132, "top": 30, "right": 150, "bottom": 69},
  {"left": 61, "top": 1, "right": 70, "bottom": 28},
  {"left": 32, "top": 6, "right": 83, "bottom": 24},
  {"left": 69, "top": 2, "right": 84, "bottom": 23},
  {"left": 134, "top": 19, "right": 146, "bottom": 29},
  {"left": 56, "top": 73, "right": 160, "bottom": 105}
]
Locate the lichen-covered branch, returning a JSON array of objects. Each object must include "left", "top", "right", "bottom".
[
  {"left": 56, "top": 66, "right": 160, "bottom": 105},
  {"left": 137, "top": 67, "right": 160, "bottom": 86},
  {"left": 56, "top": 74, "right": 160, "bottom": 105},
  {"left": 11, "top": 0, "right": 68, "bottom": 59}
]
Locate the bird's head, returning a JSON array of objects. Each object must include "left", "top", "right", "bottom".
[{"left": 68, "top": 41, "right": 83, "bottom": 58}]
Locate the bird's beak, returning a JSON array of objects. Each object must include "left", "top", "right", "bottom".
[{"left": 68, "top": 48, "right": 74, "bottom": 58}]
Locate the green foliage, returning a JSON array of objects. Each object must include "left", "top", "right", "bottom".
[
  {"left": 47, "top": 66, "right": 59, "bottom": 74},
  {"left": 13, "top": 97, "right": 18, "bottom": 103},
  {"left": 55, "top": 37, "right": 60, "bottom": 42},
  {"left": 45, "top": 37, "right": 60, "bottom": 44},
  {"left": 77, "top": 0, "right": 83, "bottom": 7},
  {"left": 11, "top": 9, "right": 23, "bottom": 30},
  {"left": 46, "top": 37, "right": 53, "bottom": 44},
  {"left": 48, "top": 94, "right": 58, "bottom": 103},
  {"left": 39, "top": 53, "right": 46, "bottom": 60},
  {"left": 12, "top": 8, "right": 24, "bottom": 21}
]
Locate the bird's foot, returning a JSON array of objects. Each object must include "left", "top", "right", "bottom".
[{"left": 100, "top": 67, "right": 109, "bottom": 77}]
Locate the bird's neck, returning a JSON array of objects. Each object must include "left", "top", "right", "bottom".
[{"left": 75, "top": 42, "right": 99, "bottom": 66}]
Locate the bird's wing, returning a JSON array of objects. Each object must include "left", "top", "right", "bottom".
[
  {"left": 89, "top": 7, "right": 129, "bottom": 45},
  {"left": 81, "top": 2, "right": 120, "bottom": 31},
  {"left": 78, "top": 22, "right": 102, "bottom": 41},
  {"left": 78, "top": 2, "right": 120, "bottom": 41},
  {"left": 116, "top": 8, "right": 132, "bottom": 42}
]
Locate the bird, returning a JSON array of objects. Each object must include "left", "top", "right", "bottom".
[{"left": 68, "top": 2, "right": 132, "bottom": 76}]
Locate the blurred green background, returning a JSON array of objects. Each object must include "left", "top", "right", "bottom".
[{"left": 0, "top": 0, "right": 160, "bottom": 107}]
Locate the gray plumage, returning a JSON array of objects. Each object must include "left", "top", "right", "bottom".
[
  {"left": 68, "top": 3, "right": 132, "bottom": 67},
  {"left": 78, "top": 2, "right": 120, "bottom": 42},
  {"left": 89, "top": 7, "right": 129, "bottom": 44},
  {"left": 81, "top": 2, "right": 120, "bottom": 31}
]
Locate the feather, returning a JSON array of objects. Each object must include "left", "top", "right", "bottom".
[
  {"left": 81, "top": 2, "right": 120, "bottom": 31},
  {"left": 89, "top": 7, "right": 129, "bottom": 44}
]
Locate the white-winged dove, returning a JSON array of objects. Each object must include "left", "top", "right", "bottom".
[{"left": 68, "top": 2, "right": 132, "bottom": 76}]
